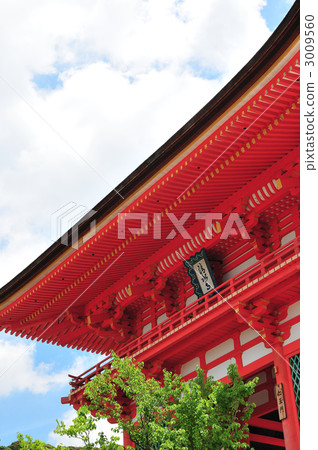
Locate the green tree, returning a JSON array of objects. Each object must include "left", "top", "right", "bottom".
[
  {"left": 17, "top": 405, "right": 123, "bottom": 450},
  {"left": 17, "top": 434, "right": 55, "bottom": 450},
  {"left": 54, "top": 405, "right": 122, "bottom": 450},
  {"left": 85, "top": 352, "right": 257, "bottom": 449}
]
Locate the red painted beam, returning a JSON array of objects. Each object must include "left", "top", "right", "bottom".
[
  {"left": 249, "top": 417, "right": 283, "bottom": 432},
  {"left": 249, "top": 433, "right": 285, "bottom": 447}
]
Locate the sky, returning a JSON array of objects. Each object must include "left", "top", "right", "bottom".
[{"left": 0, "top": 0, "right": 294, "bottom": 446}]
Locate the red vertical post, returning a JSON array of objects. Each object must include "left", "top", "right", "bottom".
[
  {"left": 123, "top": 432, "right": 135, "bottom": 448},
  {"left": 272, "top": 344, "right": 299, "bottom": 450}
]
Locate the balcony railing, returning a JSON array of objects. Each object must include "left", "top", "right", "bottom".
[
  {"left": 65, "top": 237, "right": 299, "bottom": 394},
  {"left": 119, "top": 237, "right": 299, "bottom": 357}
]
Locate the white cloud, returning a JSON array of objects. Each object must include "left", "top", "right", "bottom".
[
  {"left": 48, "top": 407, "right": 123, "bottom": 447},
  {"left": 0, "top": 65, "right": 224, "bottom": 285},
  {"left": 0, "top": 0, "right": 271, "bottom": 287},
  {"left": 0, "top": 334, "right": 99, "bottom": 397},
  {"left": 0, "top": 0, "right": 269, "bottom": 80}
]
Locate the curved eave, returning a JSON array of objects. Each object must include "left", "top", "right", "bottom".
[{"left": 0, "top": 0, "right": 299, "bottom": 304}]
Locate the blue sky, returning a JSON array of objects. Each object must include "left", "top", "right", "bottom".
[
  {"left": 32, "top": 73, "right": 63, "bottom": 91},
  {"left": 0, "top": 0, "right": 294, "bottom": 446}
]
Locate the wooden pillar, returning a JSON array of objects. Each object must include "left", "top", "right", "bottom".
[{"left": 272, "top": 343, "right": 299, "bottom": 450}]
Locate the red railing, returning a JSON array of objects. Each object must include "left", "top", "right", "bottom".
[
  {"left": 67, "top": 238, "right": 299, "bottom": 392},
  {"left": 118, "top": 237, "right": 299, "bottom": 357},
  {"left": 67, "top": 355, "right": 113, "bottom": 391}
]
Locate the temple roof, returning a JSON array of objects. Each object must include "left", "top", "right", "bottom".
[
  {"left": 0, "top": 1, "right": 299, "bottom": 304},
  {"left": 0, "top": 1, "right": 300, "bottom": 354}
]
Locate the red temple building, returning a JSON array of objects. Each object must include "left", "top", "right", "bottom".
[{"left": 0, "top": 2, "right": 299, "bottom": 449}]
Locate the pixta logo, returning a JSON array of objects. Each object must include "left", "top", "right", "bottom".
[
  {"left": 117, "top": 213, "right": 249, "bottom": 240},
  {"left": 51, "top": 202, "right": 97, "bottom": 249}
]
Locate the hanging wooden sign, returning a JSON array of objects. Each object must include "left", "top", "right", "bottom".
[
  {"left": 183, "top": 248, "right": 218, "bottom": 299},
  {"left": 275, "top": 383, "right": 287, "bottom": 420}
]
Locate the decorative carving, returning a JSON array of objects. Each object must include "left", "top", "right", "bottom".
[
  {"left": 162, "top": 279, "right": 186, "bottom": 317},
  {"left": 250, "top": 221, "right": 271, "bottom": 259},
  {"left": 248, "top": 218, "right": 281, "bottom": 259},
  {"left": 144, "top": 359, "right": 164, "bottom": 378},
  {"left": 280, "top": 161, "right": 299, "bottom": 197},
  {"left": 235, "top": 298, "right": 291, "bottom": 346}
]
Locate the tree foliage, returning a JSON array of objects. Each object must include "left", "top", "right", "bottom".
[
  {"left": 17, "top": 405, "right": 122, "bottom": 450},
  {"left": 85, "top": 352, "right": 258, "bottom": 449},
  {"left": 54, "top": 405, "right": 122, "bottom": 450},
  {"left": 16, "top": 352, "right": 257, "bottom": 449},
  {"left": 16, "top": 434, "right": 54, "bottom": 450}
]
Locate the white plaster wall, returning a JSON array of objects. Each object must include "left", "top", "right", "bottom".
[
  {"left": 281, "top": 230, "right": 296, "bottom": 246},
  {"left": 242, "top": 343, "right": 271, "bottom": 366},
  {"left": 207, "top": 357, "right": 236, "bottom": 380},
  {"left": 280, "top": 301, "right": 300, "bottom": 324},
  {"left": 240, "top": 327, "right": 259, "bottom": 345},
  {"left": 142, "top": 322, "right": 152, "bottom": 334},
  {"left": 186, "top": 293, "right": 197, "bottom": 306},
  {"left": 157, "top": 313, "right": 168, "bottom": 325},
  {"left": 180, "top": 357, "right": 200, "bottom": 377},
  {"left": 222, "top": 256, "right": 258, "bottom": 282},
  {"left": 283, "top": 322, "right": 300, "bottom": 346},
  {"left": 205, "top": 339, "right": 234, "bottom": 364}
]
